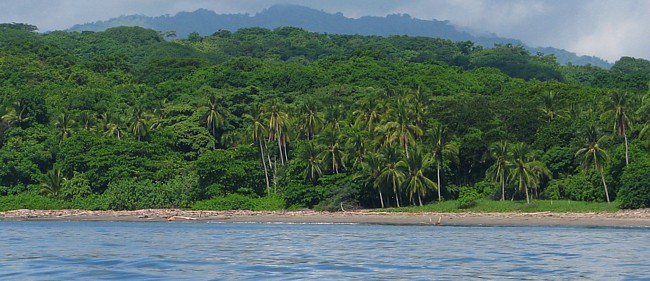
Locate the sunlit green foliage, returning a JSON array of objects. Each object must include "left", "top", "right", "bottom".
[{"left": 1, "top": 24, "right": 649, "bottom": 211}]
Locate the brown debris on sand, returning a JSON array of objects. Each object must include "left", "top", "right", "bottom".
[{"left": 1, "top": 209, "right": 649, "bottom": 227}]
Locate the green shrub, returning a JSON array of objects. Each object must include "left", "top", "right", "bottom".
[
  {"left": 618, "top": 159, "right": 650, "bottom": 209},
  {"left": 252, "top": 195, "right": 286, "bottom": 211},
  {"left": 457, "top": 186, "right": 482, "bottom": 209},
  {"left": 60, "top": 172, "right": 92, "bottom": 201},
  {"left": 0, "top": 193, "right": 69, "bottom": 211},
  {"left": 543, "top": 173, "right": 603, "bottom": 201},
  {"left": 159, "top": 176, "right": 193, "bottom": 208},
  {"left": 282, "top": 180, "right": 324, "bottom": 209},
  {"left": 474, "top": 180, "right": 499, "bottom": 199},
  {"left": 446, "top": 184, "right": 462, "bottom": 200},
  {"left": 313, "top": 173, "right": 361, "bottom": 212},
  {"left": 103, "top": 179, "right": 164, "bottom": 210},
  {"left": 70, "top": 194, "right": 109, "bottom": 210}
]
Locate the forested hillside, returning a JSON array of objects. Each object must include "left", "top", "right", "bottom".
[
  {"left": 1, "top": 23, "right": 649, "bottom": 211},
  {"left": 67, "top": 5, "right": 612, "bottom": 68}
]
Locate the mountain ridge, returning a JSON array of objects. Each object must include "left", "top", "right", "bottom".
[{"left": 67, "top": 4, "right": 611, "bottom": 68}]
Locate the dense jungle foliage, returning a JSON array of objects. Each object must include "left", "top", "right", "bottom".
[{"left": 1, "top": 23, "right": 649, "bottom": 210}]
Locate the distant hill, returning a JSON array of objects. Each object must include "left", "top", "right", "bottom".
[{"left": 67, "top": 4, "right": 612, "bottom": 68}]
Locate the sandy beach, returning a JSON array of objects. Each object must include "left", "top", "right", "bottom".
[{"left": 2, "top": 209, "right": 649, "bottom": 227}]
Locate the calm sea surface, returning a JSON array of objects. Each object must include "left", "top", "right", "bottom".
[{"left": 0, "top": 221, "right": 648, "bottom": 280}]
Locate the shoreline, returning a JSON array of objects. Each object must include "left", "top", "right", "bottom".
[{"left": 2, "top": 209, "right": 649, "bottom": 227}]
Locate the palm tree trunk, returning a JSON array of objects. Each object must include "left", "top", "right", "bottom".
[
  {"left": 599, "top": 168, "right": 611, "bottom": 203},
  {"left": 404, "top": 139, "right": 409, "bottom": 159},
  {"left": 212, "top": 126, "right": 217, "bottom": 149},
  {"left": 524, "top": 183, "right": 530, "bottom": 204},
  {"left": 379, "top": 190, "right": 385, "bottom": 208},
  {"left": 395, "top": 187, "right": 401, "bottom": 208},
  {"left": 276, "top": 123, "right": 284, "bottom": 165},
  {"left": 282, "top": 139, "right": 289, "bottom": 164},
  {"left": 437, "top": 162, "right": 442, "bottom": 201},
  {"left": 259, "top": 141, "right": 270, "bottom": 195},
  {"left": 501, "top": 170, "right": 506, "bottom": 201},
  {"left": 418, "top": 194, "right": 423, "bottom": 206},
  {"left": 623, "top": 134, "right": 630, "bottom": 166}
]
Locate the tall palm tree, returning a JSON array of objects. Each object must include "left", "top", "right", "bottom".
[
  {"left": 403, "top": 148, "right": 437, "bottom": 206},
  {"left": 486, "top": 140, "right": 511, "bottom": 201},
  {"left": 345, "top": 128, "right": 369, "bottom": 170},
  {"left": 41, "top": 167, "right": 66, "bottom": 198},
  {"left": 509, "top": 142, "right": 550, "bottom": 204},
  {"left": 429, "top": 123, "right": 459, "bottom": 201},
  {"left": 376, "top": 98, "right": 422, "bottom": 158},
  {"left": 300, "top": 141, "right": 323, "bottom": 183},
  {"left": 243, "top": 106, "right": 271, "bottom": 194},
  {"left": 602, "top": 91, "right": 633, "bottom": 165},
  {"left": 406, "top": 87, "right": 429, "bottom": 135},
  {"left": 377, "top": 145, "right": 406, "bottom": 207},
  {"left": 638, "top": 94, "right": 650, "bottom": 142},
  {"left": 357, "top": 152, "right": 386, "bottom": 208},
  {"left": 353, "top": 96, "right": 382, "bottom": 132},
  {"left": 266, "top": 100, "right": 289, "bottom": 165},
  {"left": 575, "top": 125, "right": 612, "bottom": 203},
  {"left": 201, "top": 95, "right": 225, "bottom": 148},
  {"left": 296, "top": 100, "right": 323, "bottom": 140},
  {"left": 318, "top": 129, "right": 346, "bottom": 174},
  {"left": 324, "top": 104, "right": 346, "bottom": 132}
]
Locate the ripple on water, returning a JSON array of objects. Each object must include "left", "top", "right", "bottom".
[{"left": 0, "top": 221, "right": 648, "bottom": 280}]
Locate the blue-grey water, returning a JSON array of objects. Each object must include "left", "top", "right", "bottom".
[{"left": 0, "top": 221, "right": 648, "bottom": 280}]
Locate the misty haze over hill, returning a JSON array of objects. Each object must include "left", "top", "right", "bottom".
[{"left": 68, "top": 4, "right": 611, "bottom": 68}]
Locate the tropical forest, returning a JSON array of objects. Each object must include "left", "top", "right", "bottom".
[{"left": 1, "top": 23, "right": 649, "bottom": 211}]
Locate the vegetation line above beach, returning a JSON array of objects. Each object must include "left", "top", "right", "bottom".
[{"left": 1, "top": 23, "right": 650, "bottom": 212}]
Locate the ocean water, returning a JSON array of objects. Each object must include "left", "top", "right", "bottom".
[{"left": 0, "top": 221, "right": 648, "bottom": 280}]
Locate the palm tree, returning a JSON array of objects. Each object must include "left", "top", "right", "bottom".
[
  {"left": 638, "top": 94, "right": 650, "bottom": 141},
  {"left": 1, "top": 102, "right": 30, "bottom": 128},
  {"left": 406, "top": 87, "right": 429, "bottom": 134},
  {"left": 300, "top": 141, "right": 323, "bottom": 183},
  {"left": 509, "top": 143, "right": 550, "bottom": 204},
  {"left": 486, "top": 140, "right": 511, "bottom": 201},
  {"left": 540, "top": 91, "right": 562, "bottom": 122},
  {"left": 201, "top": 95, "right": 225, "bottom": 148},
  {"left": 54, "top": 112, "right": 75, "bottom": 143},
  {"left": 324, "top": 104, "right": 346, "bottom": 132},
  {"left": 602, "top": 91, "right": 632, "bottom": 165},
  {"left": 243, "top": 106, "right": 271, "bottom": 194},
  {"left": 76, "top": 110, "right": 96, "bottom": 131},
  {"left": 376, "top": 98, "right": 422, "bottom": 158},
  {"left": 318, "top": 129, "right": 346, "bottom": 174},
  {"left": 345, "top": 129, "right": 369, "bottom": 170},
  {"left": 100, "top": 111, "right": 127, "bottom": 140},
  {"left": 129, "top": 106, "right": 152, "bottom": 141},
  {"left": 377, "top": 145, "right": 407, "bottom": 207},
  {"left": 403, "top": 148, "right": 437, "bottom": 206},
  {"left": 429, "top": 123, "right": 458, "bottom": 201},
  {"left": 296, "top": 100, "right": 323, "bottom": 140},
  {"left": 41, "top": 167, "right": 66, "bottom": 198},
  {"left": 357, "top": 152, "right": 386, "bottom": 208},
  {"left": 575, "top": 125, "right": 612, "bottom": 203},
  {"left": 266, "top": 100, "right": 289, "bottom": 165},
  {"left": 353, "top": 96, "right": 382, "bottom": 132}
]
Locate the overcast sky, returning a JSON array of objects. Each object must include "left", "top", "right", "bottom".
[{"left": 1, "top": 0, "right": 648, "bottom": 62}]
